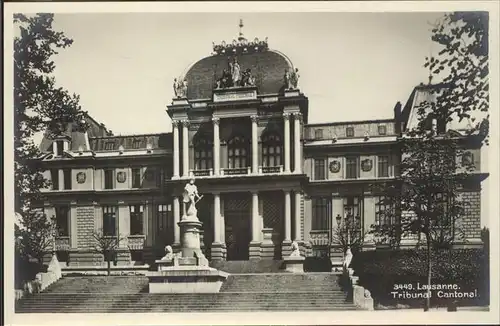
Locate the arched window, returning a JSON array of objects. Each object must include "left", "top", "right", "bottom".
[
  {"left": 261, "top": 132, "right": 282, "bottom": 167},
  {"left": 194, "top": 136, "right": 213, "bottom": 170},
  {"left": 228, "top": 135, "right": 248, "bottom": 169}
]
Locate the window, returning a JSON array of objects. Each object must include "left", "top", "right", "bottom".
[
  {"left": 378, "top": 155, "right": 389, "bottom": 177},
  {"left": 129, "top": 205, "right": 144, "bottom": 235},
  {"left": 346, "top": 127, "right": 354, "bottom": 138},
  {"left": 131, "top": 168, "right": 142, "bottom": 188},
  {"left": 343, "top": 197, "right": 362, "bottom": 234},
  {"left": 56, "top": 140, "right": 64, "bottom": 156},
  {"left": 312, "top": 197, "right": 331, "bottom": 230},
  {"left": 228, "top": 135, "right": 248, "bottom": 169},
  {"left": 157, "top": 204, "right": 174, "bottom": 244},
  {"left": 375, "top": 196, "right": 393, "bottom": 226},
  {"left": 194, "top": 136, "right": 213, "bottom": 170},
  {"left": 314, "top": 129, "right": 323, "bottom": 140},
  {"left": 378, "top": 125, "right": 387, "bottom": 135},
  {"left": 345, "top": 157, "right": 358, "bottom": 179},
  {"left": 104, "top": 169, "right": 114, "bottom": 189},
  {"left": 102, "top": 206, "right": 117, "bottom": 236},
  {"left": 55, "top": 206, "right": 70, "bottom": 236},
  {"left": 156, "top": 167, "right": 165, "bottom": 187},
  {"left": 51, "top": 169, "right": 59, "bottom": 190},
  {"left": 63, "top": 169, "right": 72, "bottom": 190},
  {"left": 314, "top": 158, "right": 326, "bottom": 180},
  {"left": 262, "top": 132, "right": 283, "bottom": 167}
]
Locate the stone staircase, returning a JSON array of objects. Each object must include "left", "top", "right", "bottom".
[
  {"left": 210, "top": 260, "right": 285, "bottom": 274},
  {"left": 16, "top": 273, "right": 359, "bottom": 313}
]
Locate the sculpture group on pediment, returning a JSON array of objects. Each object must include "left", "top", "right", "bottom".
[
  {"left": 215, "top": 57, "right": 256, "bottom": 89},
  {"left": 284, "top": 68, "right": 300, "bottom": 90},
  {"left": 173, "top": 77, "right": 188, "bottom": 98}
]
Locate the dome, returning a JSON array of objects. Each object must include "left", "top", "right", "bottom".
[{"left": 184, "top": 47, "right": 294, "bottom": 100}]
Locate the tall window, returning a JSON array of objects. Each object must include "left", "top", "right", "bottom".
[
  {"left": 131, "top": 168, "right": 142, "bottom": 188},
  {"left": 157, "top": 204, "right": 174, "bottom": 244},
  {"left": 228, "top": 135, "right": 248, "bottom": 169},
  {"left": 193, "top": 136, "right": 213, "bottom": 170},
  {"left": 63, "top": 169, "right": 72, "bottom": 190},
  {"left": 343, "top": 197, "right": 362, "bottom": 221},
  {"left": 102, "top": 206, "right": 117, "bottom": 236},
  {"left": 104, "top": 169, "right": 114, "bottom": 189},
  {"left": 51, "top": 169, "right": 59, "bottom": 190},
  {"left": 345, "top": 157, "right": 358, "bottom": 179},
  {"left": 375, "top": 196, "right": 393, "bottom": 226},
  {"left": 55, "top": 206, "right": 70, "bottom": 236},
  {"left": 312, "top": 197, "right": 331, "bottom": 230},
  {"left": 314, "top": 158, "right": 326, "bottom": 180},
  {"left": 129, "top": 205, "right": 144, "bottom": 235},
  {"left": 262, "top": 132, "right": 282, "bottom": 167},
  {"left": 378, "top": 155, "right": 389, "bottom": 177}
]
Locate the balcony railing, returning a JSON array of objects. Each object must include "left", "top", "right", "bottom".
[
  {"left": 260, "top": 165, "right": 283, "bottom": 174},
  {"left": 192, "top": 169, "right": 213, "bottom": 177},
  {"left": 127, "top": 235, "right": 145, "bottom": 250},
  {"left": 222, "top": 167, "right": 251, "bottom": 176},
  {"left": 55, "top": 237, "right": 71, "bottom": 251}
]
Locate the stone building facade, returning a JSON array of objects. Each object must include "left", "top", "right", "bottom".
[{"left": 36, "top": 34, "right": 487, "bottom": 267}]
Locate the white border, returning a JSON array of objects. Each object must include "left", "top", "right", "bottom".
[{"left": 4, "top": 1, "right": 500, "bottom": 325}]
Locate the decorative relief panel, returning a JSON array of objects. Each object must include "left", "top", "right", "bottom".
[
  {"left": 76, "top": 172, "right": 86, "bottom": 184},
  {"left": 116, "top": 171, "right": 127, "bottom": 183},
  {"left": 309, "top": 231, "right": 329, "bottom": 246},
  {"left": 361, "top": 159, "right": 373, "bottom": 172},
  {"left": 213, "top": 90, "right": 257, "bottom": 102},
  {"left": 329, "top": 160, "right": 341, "bottom": 173}
]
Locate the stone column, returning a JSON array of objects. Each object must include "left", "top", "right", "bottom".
[
  {"left": 284, "top": 191, "right": 291, "bottom": 241},
  {"left": 283, "top": 113, "right": 291, "bottom": 173},
  {"left": 213, "top": 117, "right": 220, "bottom": 176},
  {"left": 211, "top": 192, "right": 224, "bottom": 260},
  {"left": 293, "top": 113, "right": 302, "bottom": 174},
  {"left": 294, "top": 191, "right": 302, "bottom": 241},
  {"left": 250, "top": 191, "right": 261, "bottom": 259},
  {"left": 172, "top": 120, "right": 180, "bottom": 178},
  {"left": 173, "top": 197, "right": 181, "bottom": 245},
  {"left": 251, "top": 115, "right": 259, "bottom": 174},
  {"left": 182, "top": 120, "right": 189, "bottom": 178},
  {"left": 214, "top": 193, "right": 221, "bottom": 242}
]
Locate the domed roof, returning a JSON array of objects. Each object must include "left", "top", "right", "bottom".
[{"left": 184, "top": 44, "right": 293, "bottom": 100}]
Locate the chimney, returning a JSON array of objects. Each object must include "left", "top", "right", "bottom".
[{"left": 393, "top": 101, "right": 402, "bottom": 134}]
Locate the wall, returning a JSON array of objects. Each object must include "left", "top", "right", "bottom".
[
  {"left": 76, "top": 206, "right": 96, "bottom": 250},
  {"left": 72, "top": 168, "right": 94, "bottom": 190},
  {"left": 305, "top": 121, "right": 396, "bottom": 140}
]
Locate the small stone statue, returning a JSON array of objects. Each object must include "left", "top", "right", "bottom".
[
  {"left": 183, "top": 178, "right": 201, "bottom": 218},
  {"left": 289, "top": 68, "right": 300, "bottom": 89},
  {"left": 173, "top": 78, "right": 188, "bottom": 98},
  {"left": 241, "top": 68, "right": 256, "bottom": 87},
  {"left": 343, "top": 247, "right": 353, "bottom": 269},
  {"left": 284, "top": 69, "right": 290, "bottom": 89},
  {"left": 231, "top": 57, "right": 241, "bottom": 86},
  {"left": 161, "top": 245, "right": 174, "bottom": 261},
  {"left": 290, "top": 241, "right": 301, "bottom": 257},
  {"left": 364, "top": 289, "right": 372, "bottom": 299}
]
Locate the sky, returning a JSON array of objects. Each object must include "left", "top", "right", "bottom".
[{"left": 49, "top": 12, "right": 446, "bottom": 135}]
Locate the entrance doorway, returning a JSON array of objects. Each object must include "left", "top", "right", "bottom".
[{"left": 224, "top": 195, "right": 251, "bottom": 260}]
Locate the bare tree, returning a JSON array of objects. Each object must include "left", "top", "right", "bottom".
[{"left": 91, "top": 230, "right": 123, "bottom": 276}]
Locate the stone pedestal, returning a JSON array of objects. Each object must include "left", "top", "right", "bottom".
[
  {"left": 147, "top": 202, "right": 228, "bottom": 293},
  {"left": 283, "top": 256, "right": 305, "bottom": 273}
]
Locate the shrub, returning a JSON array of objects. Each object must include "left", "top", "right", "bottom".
[
  {"left": 304, "top": 257, "right": 332, "bottom": 272},
  {"left": 350, "top": 248, "right": 489, "bottom": 308}
]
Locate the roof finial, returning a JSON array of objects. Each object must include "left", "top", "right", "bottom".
[{"left": 238, "top": 19, "right": 245, "bottom": 41}]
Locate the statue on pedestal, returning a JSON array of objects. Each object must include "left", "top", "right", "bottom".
[
  {"left": 183, "top": 178, "right": 202, "bottom": 218},
  {"left": 173, "top": 78, "right": 188, "bottom": 98},
  {"left": 230, "top": 57, "right": 241, "bottom": 86},
  {"left": 285, "top": 68, "right": 300, "bottom": 90}
]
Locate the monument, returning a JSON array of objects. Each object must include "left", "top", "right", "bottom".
[
  {"left": 148, "top": 179, "right": 228, "bottom": 293},
  {"left": 283, "top": 241, "right": 306, "bottom": 273}
]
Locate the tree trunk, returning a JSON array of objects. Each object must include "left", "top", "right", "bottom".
[
  {"left": 107, "top": 259, "right": 111, "bottom": 276},
  {"left": 424, "top": 235, "right": 432, "bottom": 311}
]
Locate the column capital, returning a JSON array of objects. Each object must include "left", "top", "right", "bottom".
[
  {"left": 181, "top": 119, "right": 190, "bottom": 127},
  {"left": 212, "top": 117, "right": 220, "bottom": 125},
  {"left": 283, "top": 112, "right": 292, "bottom": 120},
  {"left": 293, "top": 112, "right": 303, "bottom": 121},
  {"left": 250, "top": 190, "right": 259, "bottom": 195},
  {"left": 250, "top": 115, "right": 259, "bottom": 123},
  {"left": 172, "top": 120, "right": 180, "bottom": 128}
]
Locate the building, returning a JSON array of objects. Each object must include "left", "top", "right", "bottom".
[{"left": 35, "top": 28, "right": 486, "bottom": 267}]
